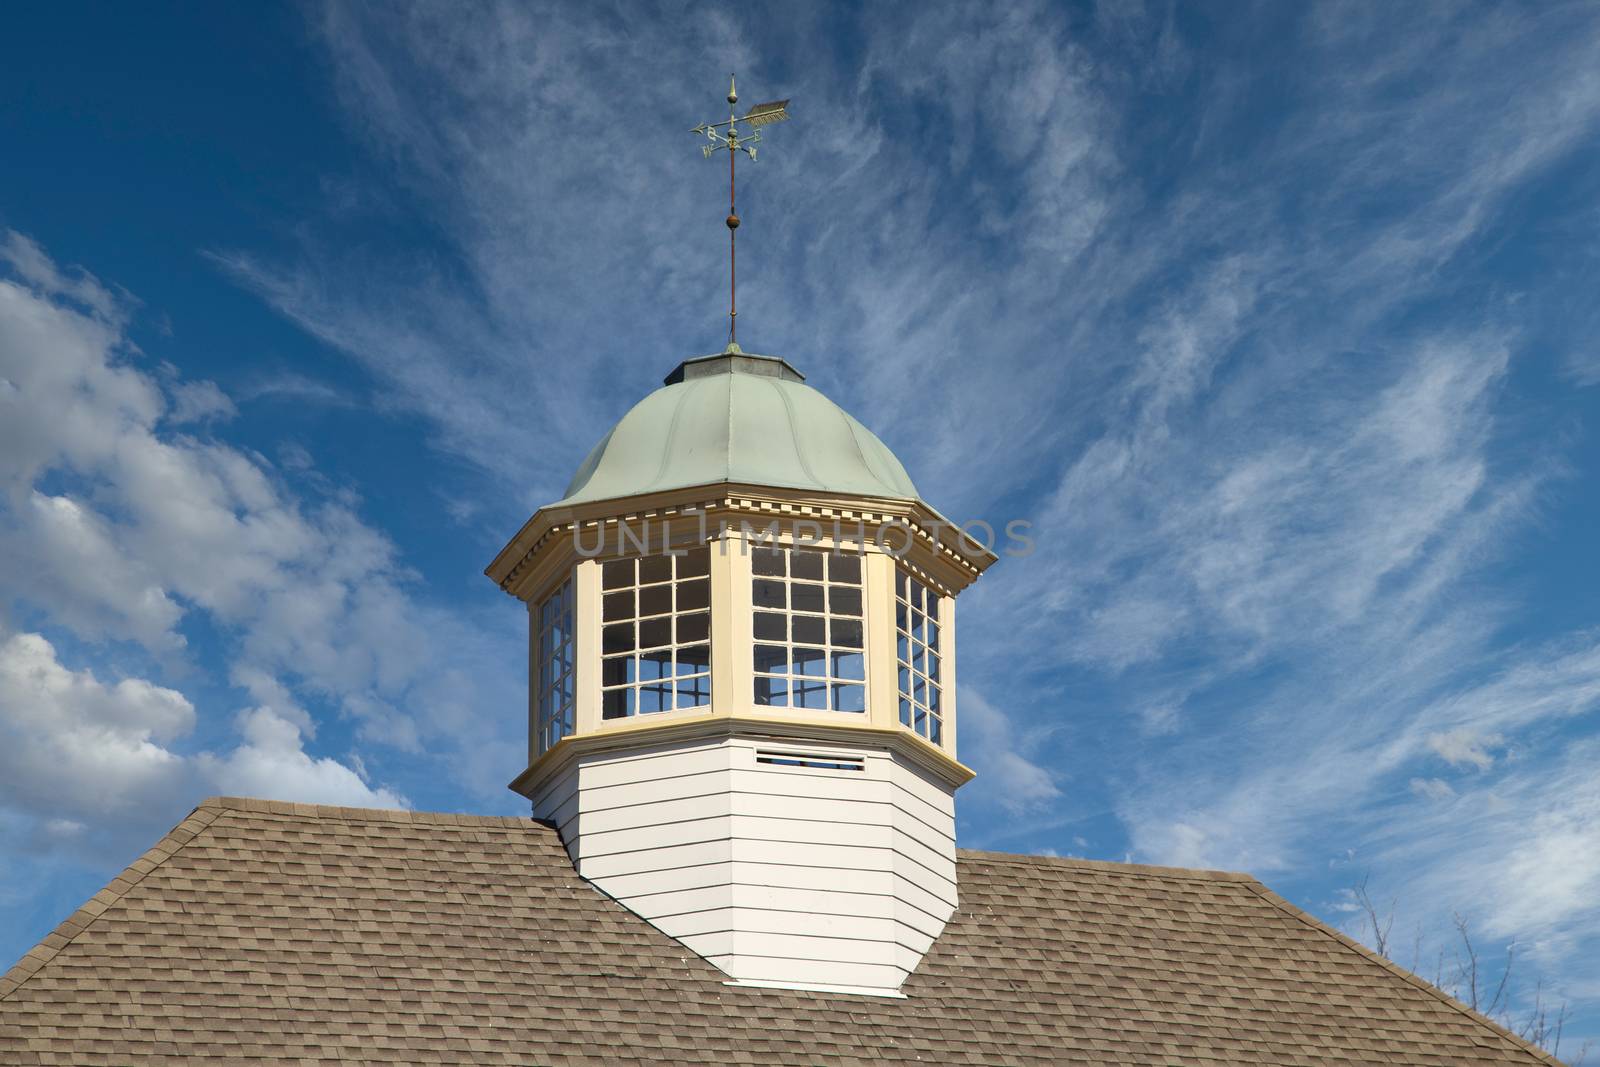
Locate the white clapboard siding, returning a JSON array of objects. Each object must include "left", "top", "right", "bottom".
[
  {"left": 710, "top": 955, "right": 908, "bottom": 993},
  {"left": 730, "top": 861, "right": 895, "bottom": 896},
  {"left": 555, "top": 732, "right": 959, "bottom": 996},
  {"left": 654, "top": 907, "right": 896, "bottom": 943},
  {"left": 577, "top": 838, "right": 733, "bottom": 879}
]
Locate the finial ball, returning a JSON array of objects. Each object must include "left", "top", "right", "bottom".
[{"left": 726, "top": 214, "right": 740, "bottom": 230}]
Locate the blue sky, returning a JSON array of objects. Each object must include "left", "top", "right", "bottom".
[{"left": 3, "top": 0, "right": 1599, "bottom": 1050}]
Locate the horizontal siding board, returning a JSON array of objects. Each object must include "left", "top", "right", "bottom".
[
  {"left": 580, "top": 793, "right": 731, "bottom": 834},
  {"left": 730, "top": 861, "right": 895, "bottom": 896},
  {"left": 892, "top": 854, "right": 957, "bottom": 908},
  {"left": 654, "top": 907, "right": 896, "bottom": 943},
  {"left": 886, "top": 757, "right": 955, "bottom": 817},
  {"left": 730, "top": 884, "right": 896, "bottom": 919},
  {"left": 621, "top": 884, "right": 734, "bottom": 921},
  {"left": 728, "top": 768, "right": 891, "bottom": 804},
  {"left": 718, "top": 955, "right": 907, "bottom": 991},
  {"left": 591, "top": 861, "right": 731, "bottom": 899},
  {"left": 575, "top": 815, "right": 730, "bottom": 859},
  {"left": 728, "top": 815, "right": 894, "bottom": 850},
  {"left": 577, "top": 768, "right": 729, "bottom": 813},
  {"left": 893, "top": 894, "right": 951, "bottom": 939},
  {"left": 530, "top": 763, "right": 579, "bottom": 822},
  {"left": 890, "top": 804, "right": 956, "bottom": 859},
  {"left": 578, "top": 838, "right": 733, "bottom": 878},
  {"left": 888, "top": 783, "right": 956, "bottom": 842},
  {"left": 730, "top": 930, "right": 898, "bottom": 967},
  {"left": 730, "top": 792, "right": 893, "bottom": 825},
  {"left": 732, "top": 839, "right": 891, "bottom": 873},
  {"left": 577, "top": 743, "right": 734, "bottom": 790}
]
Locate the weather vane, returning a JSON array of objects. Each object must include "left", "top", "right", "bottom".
[{"left": 691, "top": 74, "right": 790, "bottom": 346}]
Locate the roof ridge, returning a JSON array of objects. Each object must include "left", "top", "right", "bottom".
[
  {"left": 956, "top": 847, "right": 1256, "bottom": 883},
  {"left": 196, "top": 795, "right": 533, "bottom": 828},
  {"left": 1236, "top": 880, "right": 1566, "bottom": 1066},
  {"left": 0, "top": 800, "right": 226, "bottom": 1002}
]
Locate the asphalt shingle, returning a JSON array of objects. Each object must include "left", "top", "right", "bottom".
[{"left": 0, "top": 797, "right": 1562, "bottom": 1065}]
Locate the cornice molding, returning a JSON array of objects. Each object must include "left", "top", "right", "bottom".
[{"left": 509, "top": 713, "right": 976, "bottom": 800}]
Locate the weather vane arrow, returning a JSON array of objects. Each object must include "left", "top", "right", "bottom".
[{"left": 691, "top": 74, "right": 790, "bottom": 347}]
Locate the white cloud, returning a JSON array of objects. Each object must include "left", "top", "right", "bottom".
[
  {"left": 195, "top": 707, "right": 406, "bottom": 809},
  {"left": 1427, "top": 729, "right": 1504, "bottom": 771},
  {"left": 0, "top": 631, "right": 405, "bottom": 833},
  {"left": 1, "top": 231, "right": 520, "bottom": 772},
  {"left": 958, "top": 686, "right": 1063, "bottom": 817},
  {"left": 1408, "top": 777, "right": 1457, "bottom": 802},
  {"left": 166, "top": 379, "right": 236, "bottom": 424},
  {"left": 0, "top": 632, "right": 192, "bottom": 821}
]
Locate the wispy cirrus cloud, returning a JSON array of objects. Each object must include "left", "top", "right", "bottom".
[{"left": 193, "top": 0, "right": 1600, "bottom": 1034}]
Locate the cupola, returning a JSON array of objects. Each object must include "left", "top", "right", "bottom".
[{"left": 487, "top": 345, "right": 994, "bottom": 996}]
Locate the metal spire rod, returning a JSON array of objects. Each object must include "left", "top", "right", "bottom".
[{"left": 691, "top": 74, "right": 790, "bottom": 347}]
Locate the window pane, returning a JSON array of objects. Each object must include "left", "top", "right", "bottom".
[
  {"left": 753, "top": 579, "right": 786, "bottom": 609},
  {"left": 639, "top": 555, "right": 673, "bottom": 585},
  {"left": 911, "top": 611, "right": 925, "bottom": 642},
  {"left": 603, "top": 623, "right": 634, "bottom": 654},
  {"left": 677, "top": 578, "right": 709, "bottom": 611},
  {"left": 895, "top": 570, "right": 907, "bottom": 597},
  {"left": 832, "top": 619, "right": 863, "bottom": 649},
  {"left": 638, "top": 616, "right": 671, "bottom": 649},
  {"left": 753, "top": 612, "right": 785, "bottom": 641},
  {"left": 678, "top": 546, "right": 710, "bottom": 578},
  {"left": 676, "top": 644, "right": 710, "bottom": 675},
  {"left": 829, "top": 587, "right": 862, "bottom": 616},
  {"left": 677, "top": 676, "right": 711, "bottom": 708},
  {"left": 790, "top": 551, "right": 824, "bottom": 581},
  {"left": 640, "top": 683, "right": 672, "bottom": 713},
  {"left": 833, "top": 683, "right": 866, "bottom": 713},
  {"left": 754, "top": 644, "right": 788, "bottom": 674},
  {"left": 930, "top": 717, "right": 942, "bottom": 745},
  {"left": 897, "top": 635, "right": 909, "bottom": 663},
  {"left": 676, "top": 611, "right": 709, "bottom": 644},
  {"left": 752, "top": 548, "right": 785, "bottom": 576},
  {"left": 755, "top": 676, "right": 787, "bottom": 706},
  {"left": 926, "top": 620, "right": 940, "bottom": 647},
  {"left": 791, "top": 583, "right": 825, "bottom": 614},
  {"left": 792, "top": 615, "right": 825, "bottom": 646},
  {"left": 640, "top": 649, "right": 672, "bottom": 681},
  {"left": 638, "top": 584, "right": 672, "bottom": 616},
  {"left": 829, "top": 554, "right": 861, "bottom": 584},
  {"left": 793, "top": 679, "right": 828, "bottom": 709},
  {"left": 896, "top": 602, "right": 908, "bottom": 632},
  {"left": 926, "top": 651, "right": 940, "bottom": 682},
  {"left": 603, "top": 590, "right": 634, "bottom": 622},
  {"left": 831, "top": 651, "right": 865, "bottom": 681},
  {"left": 603, "top": 655, "right": 635, "bottom": 687},
  {"left": 603, "top": 559, "right": 633, "bottom": 590},
  {"left": 603, "top": 688, "right": 633, "bottom": 719},
  {"left": 792, "top": 646, "right": 827, "bottom": 677},
  {"left": 899, "top": 698, "right": 913, "bottom": 726},
  {"left": 898, "top": 665, "right": 911, "bottom": 693}
]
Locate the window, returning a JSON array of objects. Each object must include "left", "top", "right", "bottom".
[
  {"left": 536, "top": 577, "right": 575, "bottom": 754},
  {"left": 601, "top": 547, "right": 712, "bottom": 718},
  {"left": 752, "top": 546, "right": 865, "bottom": 712},
  {"left": 896, "top": 569, "right": 943, "bottom": 744}
]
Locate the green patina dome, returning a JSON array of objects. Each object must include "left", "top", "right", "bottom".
[{"left": 557, "top": 347, "right": 918, "bottom": 507}]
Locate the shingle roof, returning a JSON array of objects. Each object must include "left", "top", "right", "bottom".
[{"left": 0, "top": 797, "right": 1561, "bottom": 1065}]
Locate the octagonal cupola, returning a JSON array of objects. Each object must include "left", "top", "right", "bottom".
[{"left": 487, "top": 344, "right": 995, "bottom": 996}]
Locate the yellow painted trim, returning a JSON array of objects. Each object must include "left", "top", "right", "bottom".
[{"left": 509, "top": 713, "right": 975, "bottom": 800}]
